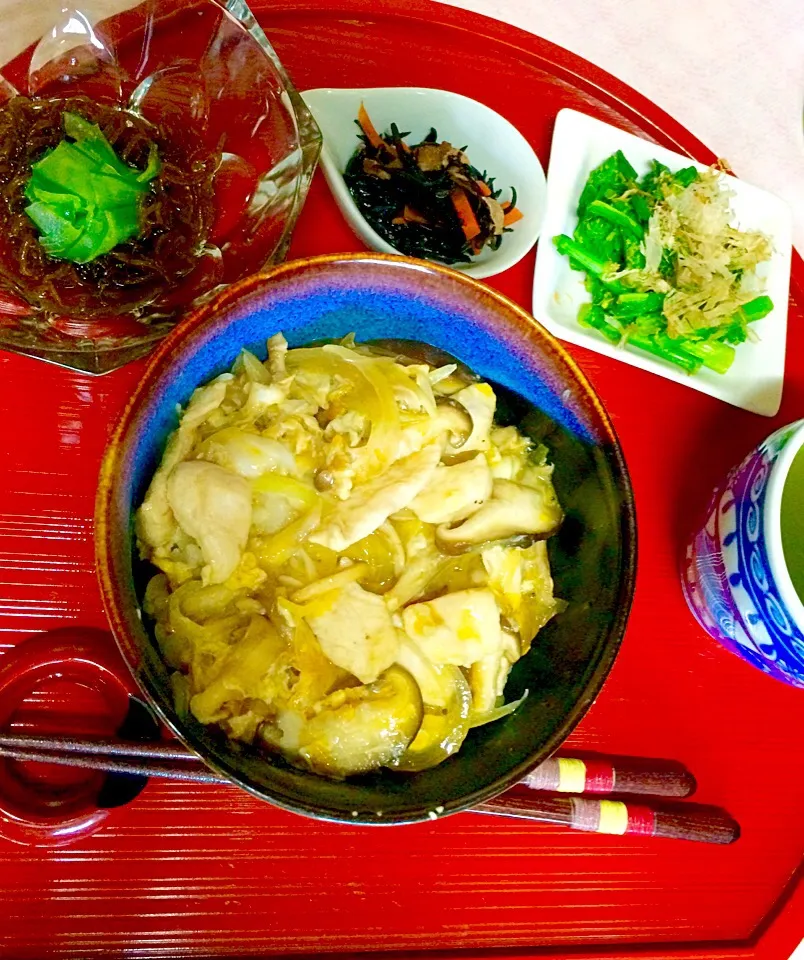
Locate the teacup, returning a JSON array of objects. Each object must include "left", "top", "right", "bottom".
[{"left": 682, "top": 419, "right": 804, "bottom": 687}]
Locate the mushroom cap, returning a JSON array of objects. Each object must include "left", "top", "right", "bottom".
[{"left": 436, "top": 478, "right": 563, "bottom": 551}]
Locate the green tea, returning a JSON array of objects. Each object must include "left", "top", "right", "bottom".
[{"left": 780, "top": 444, "right": 804, "bottom": 603}]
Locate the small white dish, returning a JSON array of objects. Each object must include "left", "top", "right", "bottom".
[
  {"left": 532, "top": 108, "right": 793, "bottom": 417},
  {"left": 301, "top": 86, "right": 546, "bottom": 280}
]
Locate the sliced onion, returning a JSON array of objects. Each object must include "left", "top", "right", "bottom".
[{"left": 468, "top": 689, "right": 529, "bottom": 729}]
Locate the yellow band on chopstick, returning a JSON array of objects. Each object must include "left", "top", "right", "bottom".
[
  {"left": 556, "top": 757, "right": 586, "bottom": 793},
  {"left": 596, "top": 799, "right": 629, "bottom": 835}
]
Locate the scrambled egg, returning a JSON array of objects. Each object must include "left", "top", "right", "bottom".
[{"left": 137, "top": 334, "right": 565, "bottom": 779}]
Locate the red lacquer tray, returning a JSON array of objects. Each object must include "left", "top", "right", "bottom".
[{"left": 2, "top": 1, "right": 804, "bottom": 957}]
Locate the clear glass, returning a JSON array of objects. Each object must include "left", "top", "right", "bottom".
[{"left": 0, "top": 0, "right": 321, "bottom": 373}]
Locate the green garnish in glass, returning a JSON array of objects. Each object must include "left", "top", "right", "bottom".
[{"left": 24, "top": 112, "right": 160, "bottom": 264}]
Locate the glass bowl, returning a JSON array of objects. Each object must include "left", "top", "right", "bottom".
[{"left": 0, "top": 0, "right": 321, "bottom": 374}]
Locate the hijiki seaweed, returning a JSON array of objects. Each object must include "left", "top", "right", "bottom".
[
  {"left": 0, "top": 95, "right": 219, "bottom": 317},
  {"left": 343, "top": 105, "right": 522, "bottom": 265}
]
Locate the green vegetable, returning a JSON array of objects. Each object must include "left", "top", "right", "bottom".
[
  {"left": 630, "top": 193, "right": 652, "bottom": 223},
  {"left": 672, "top": 165, "right": 699, "bottom": 188},
  {"left": 623, "top": 236, "right": 646, "bottom": 272},
  {"left": 554, "top": 151, "right": 774, "bottom": 376},
  {"left": 24, "top": 112, "right": 160, "bottom": 264},
  {"left": 586, "top": 199, "right": 642, "bottom": 237},
  {"left": 626, "top": 332, "right": 701, "bottom": 374},
  {"left": 578, "top": 304, "right": 621, "bottom": 344},
  {"left": 577, "top": 149, "right": 637, "bottom": 216},
  {"left": 639, "top": 160, "right": 671, "bottom": 199},
  {"left": 737, "top": 295, "right": 774, "bottom": 324},
  {"left": 610, "top": 291, "right": 665, "bottom": 318},
  {"left": 683, "top": 338, "right": 736, "bottom": 375},
  {"left": 553, "top": 234, "right": 622, "bottom": 290}
]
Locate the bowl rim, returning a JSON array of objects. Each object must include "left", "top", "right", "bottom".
[{"left": 95, "top": 251, "right": 637, "bottom": 824}]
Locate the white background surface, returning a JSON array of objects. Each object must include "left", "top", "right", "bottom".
[{"left": 437, "top": 0, "right": 804, "bottom": 256}]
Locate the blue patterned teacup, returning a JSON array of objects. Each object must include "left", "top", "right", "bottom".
[{"left": 682, "top": 420, "right": 804, "bottom": 687}]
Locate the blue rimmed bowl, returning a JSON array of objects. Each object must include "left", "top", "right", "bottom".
[{"left": 96, "top": 252, "right": 636, "bottom": 824}]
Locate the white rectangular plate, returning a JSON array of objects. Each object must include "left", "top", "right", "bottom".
[{"left": 531, "top": 108, "right": 793, "bottom": 416}]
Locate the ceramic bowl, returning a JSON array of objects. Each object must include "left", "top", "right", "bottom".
[
  {"left": 0, "top": 0, "right": 321, "bottom": 374},
  {"left": 302, "top": 87, "right": 546, "bottom": 279},
  {"left": 683, "top": 419, "right": 804, "bottom": 687},
  {"left": 96, "top": 253, "right": 636, "bottom": 825}
]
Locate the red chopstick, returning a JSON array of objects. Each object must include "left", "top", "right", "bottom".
[
  {"left": 524, "top": 753, "right": 696, "bottom": 798},
  {"left": 0, "top": 734, "right": 735, "bottom": 843},
  {"left": 475, "top": 793, "right": 738, "bottom": 845}
]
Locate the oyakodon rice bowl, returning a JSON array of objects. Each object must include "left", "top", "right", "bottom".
[
  {"left": 96, "top": 253, "right": 636, "bottom": 824},
  {"left": 136, "top": 334, "right": 565, "bottom": 779}
]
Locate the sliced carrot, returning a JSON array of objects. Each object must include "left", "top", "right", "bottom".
[
  {"left": 392, "top": 206, "right": 428, "bottom": 226},
  {"left": 503, "top": 206, "right": 524, "bottom": 226},
  {"left": 357, "top": 102, "right": 384, "bottom": 150},
  {"left": 403, "top": 205, "right": 428, "bottom": 225},
  {"left": 500, "top": 200, "right": 511, "bottom": 211},
  {"left": 476, "top": 179, "right": 492, "bottom": 197},
  {"left": 450, "top": 188, "right": 481, "bottom": 242}
]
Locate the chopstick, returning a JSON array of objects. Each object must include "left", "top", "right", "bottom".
[
  {"left": 475, "top": 793, "right": 739, "bottom": 845},
  {"left": 522, "top": 754, "right": 695, "bottom": 798},
  {"left": 0, "top": 734, "right": 695, "bottom": 797},
  {"left": 0, "top": 734, "right": 734, "bottom": 843},
  {"left": 0, "top": 745, "right": 225, "bottom": 783},
  {"left": 0, "top": 734, "right": 195, "bottom": 762},
  {"left": 0, "top": 734, "right": 225, "bottom": 783}
]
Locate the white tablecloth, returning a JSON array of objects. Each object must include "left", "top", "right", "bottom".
[{"left": 438, "top": 0, "right": 804, "bottom": 256}]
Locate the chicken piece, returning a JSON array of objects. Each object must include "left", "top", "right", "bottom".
[
  {"left": 167, "top": 460, "right": 252, "bottom": 584},
  {"left": 482, "top": 541, "right": 564, "bottom": 650},
  {"left": 469, "top": 628, "right": 520, "bottom": 715},
  {"left": 309, "top": 442, "right": 442, "bottom": 552},
  {"left": 182, "top": 377, "right": 230, "bottom": 430},
  {"left": 437, "top": 478, "right": 562, "bottom": 550},
  {"left": 393, "top": 419, "right": 443, "bottom": 461},
  {"left": 306, "top": 582, "right": 399, "bottom": 683},
  {"left": 402, "top": 588, "right": 502, "bottom": 667},
  {"left": 136, "top": 378, "right": 229, "bottom": 551},
  {"left": 197, "top": 426, "right": 296, "bottom": 479},
  {"left": 241, "top": 381, "right": 290, "bottom": 420},
  {"left": 409, "top": 453, "right": 493, "bottom": 525}
]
